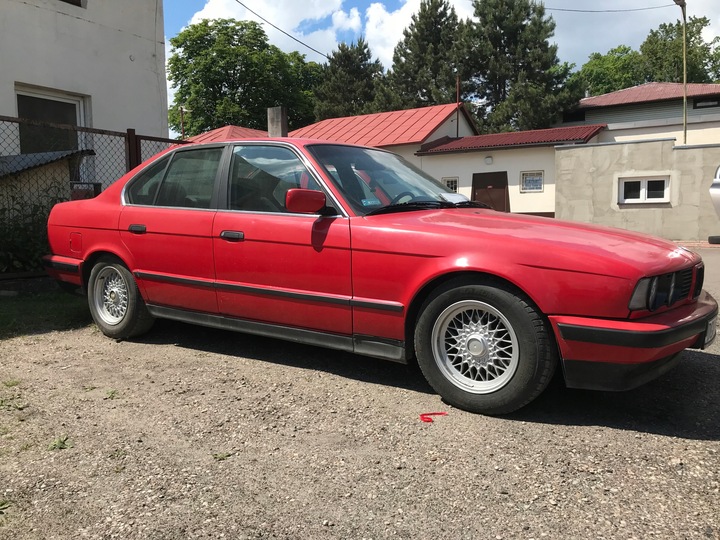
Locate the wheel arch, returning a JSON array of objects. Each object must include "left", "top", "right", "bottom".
[
  {"left": 404, "top": 270, "right": 551, "bottom": 360},
  {"left": 81, "top": 250, "right": 135, "bottom": 291}
]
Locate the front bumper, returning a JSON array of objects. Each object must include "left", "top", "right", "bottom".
[{"left": 550, "top": 291, "right": 718, "bottom": 391}]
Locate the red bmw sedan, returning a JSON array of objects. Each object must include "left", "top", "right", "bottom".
[{"left": 44, "top": 139, "right": 718, "bottom": 414}]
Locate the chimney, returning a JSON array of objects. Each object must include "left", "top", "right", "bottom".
[{"left": 267, "top": 106, "right": 288, "bottom": 137}]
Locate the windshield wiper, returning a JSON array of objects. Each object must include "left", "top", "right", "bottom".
[
  {"left": 452, "top": 200, "right": 491, "bottom": 209},
  {"left": 364, "top": 200, "right": 455, "bottom": 216}
]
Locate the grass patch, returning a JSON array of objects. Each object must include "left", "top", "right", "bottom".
[
  {"left": 48, "top": 435, "right": 72, "bottom": 451},
  {"left": 0, "top": 289, "right": 90, "bottom": 339},
  {"left": 2, "top": 380, "right": 19, "bottom": 388},
  {"left": 0, "top": 499, "right": 11, "bottom": 515}
]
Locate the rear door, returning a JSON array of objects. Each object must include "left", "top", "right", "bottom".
[
  {"left": 119, "top": 146, "right": 225, "bottom": 313},
  {"left": 212, "top": 143, "right": 353, "bottom": 334}
]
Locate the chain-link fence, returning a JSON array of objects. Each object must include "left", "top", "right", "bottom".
[{"left": 0, "top": 115, "right": 181, "bottom": 275}]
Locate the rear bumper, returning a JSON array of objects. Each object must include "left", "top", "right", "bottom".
[
  {"left": 42, "top": 254, "right": 84, "bottom": 288},
  {"left": 550, "top": 291, "right": 718, "bottom": 391}
]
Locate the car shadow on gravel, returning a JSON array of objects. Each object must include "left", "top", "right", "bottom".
[
  {"left": 510, "top": 349, "right": 720, "bottom": 441},
  {"left": 137, "top": 319, "right": 435, "bottom": 395},
  {"left": 133, "top": 320, "right": 719, "bottom": 440}
]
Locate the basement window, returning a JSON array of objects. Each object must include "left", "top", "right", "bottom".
[
  {"left": 619, "top": 177, "right": 670, "bottom": 204},
  {"left": 58, "top": 0, "right": 86, "bottom": 7}
]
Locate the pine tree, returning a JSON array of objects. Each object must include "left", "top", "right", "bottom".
[
  {"left": 459, "top": 0, "right": 582, "bottom": 132},
  {"left": 314, "top": 39, "right": 384, "bottom": 120},
  {"left": 387, "top": 0, "right": 460, "bottom": 108}
]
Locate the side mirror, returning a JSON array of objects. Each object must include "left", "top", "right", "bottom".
[{"left": 286, "top": 188, "right": 327, "bottom": 214}]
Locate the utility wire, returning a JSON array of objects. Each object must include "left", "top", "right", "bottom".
[
  {"left": 232, "top": 0, "right": 330, "bottom": 60},
  {"left": 543, "top": 4, "right": 675, "bottom": 13}
]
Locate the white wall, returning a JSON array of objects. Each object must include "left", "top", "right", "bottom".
[
  {"left": 1, "top": 0, "right": 168, "bottom": 136},
  {"left": 416, "top": 146, "right": 557, "bottom": 214}
]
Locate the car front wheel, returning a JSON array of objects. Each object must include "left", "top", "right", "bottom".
[
  {"left": 87, "top": 257, "right": 154, "bottom": 339},
  {"left": 415, "top": 281, "right": 556, "bottom": 415}
]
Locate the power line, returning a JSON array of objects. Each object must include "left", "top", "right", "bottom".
[
  {"left": 543, "top": 4, "right": 675, "bottom": 13},
  {"left": 232, "top": 0, "right": 329, "bottom": 60}
]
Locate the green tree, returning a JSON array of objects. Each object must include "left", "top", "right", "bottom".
[
  {"left": 579, "top": 45, "right": 646, "bottom": 96},
  {"left": 458, "top": 0, "right": 582, "bottom": 132},
  {"left": 167, "top": 19, "right": 319, "bottom": 136},
  {"left": 314, "top": 38, "right": 384, "bottom": 120},
  {"left": 640, "top": 16, "right": 719, "bottom": 84},
  {"left": 386, "top": 0, "right": 460, "bottom": 108}
]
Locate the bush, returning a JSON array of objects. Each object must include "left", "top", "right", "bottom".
[{"left": 0, "top": 184, "right": 66, "bottom": 274}]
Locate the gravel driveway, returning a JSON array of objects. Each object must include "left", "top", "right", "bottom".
[{"left": 1, "top": 251, "right": 719, "bottom": 539}]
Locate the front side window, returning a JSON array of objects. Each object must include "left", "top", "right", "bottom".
[
  {"left": 619, "top": 177, "right": 670, "bottom": 204},
  {"left": 229, "top": 145, "right": 321, "bottom": 213}
]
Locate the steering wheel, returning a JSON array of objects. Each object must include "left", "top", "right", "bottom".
[{"left": 389, "top": 191, "right": 415, "bottom": 205}]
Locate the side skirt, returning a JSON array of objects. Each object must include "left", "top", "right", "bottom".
[{"left": 146, "top": 304, "right": 407, "bottom": 363}]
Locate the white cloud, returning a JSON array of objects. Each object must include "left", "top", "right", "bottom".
[
  {"left": 332, "top": 7, "right": 361, "bottom": 32},
  {"left": 174, "top": 0, "right": 720, "bottom": 73}
]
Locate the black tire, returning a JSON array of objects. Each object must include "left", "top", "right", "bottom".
[
  {"left": 87, "top": 257, "right": 154, "bottom": 339},
  {"left": 414, "top": 281, "right": 556, "bottom": 415}
]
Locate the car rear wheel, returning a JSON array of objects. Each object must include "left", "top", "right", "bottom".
[
  {"left": 415, "top": 281, "right": 556, "bottom": 415},
  {"left": 88, "top": 257, "right": 154, "bottom": 339}
]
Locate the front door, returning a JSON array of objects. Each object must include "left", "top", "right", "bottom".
[
  {"left": 472, "top": 171, "right": 510, "bottom": 212},
  {"left": 213, "top": 144, "right": 353, "bottom": 335}
]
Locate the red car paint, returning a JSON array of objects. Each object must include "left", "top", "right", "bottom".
[{"left": 44, "top": 139, "right": 718, "bottom": 408}]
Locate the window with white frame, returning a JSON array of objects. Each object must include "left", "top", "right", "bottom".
[
  {"left": 442, "top": 177, "right": 459, "bottom": 193},
  {"left": 619, "top": 176, "right": 670, "bottom": 204},
  {"left": 16, "top": 87, "right": 86, "bottom": 153},
  {"left": 520, "top": 171, "right": 543, "bottom": 193}
]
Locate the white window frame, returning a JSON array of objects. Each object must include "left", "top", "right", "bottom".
[
  {"left": 15, "top": 86, "right": 86, "bottom": 127},
  {"left": 618, "top": 176, "right": 670, "bottom": 204},
  {"left": 442, "top": 176, "right": 459, "bottom": 193},
  {"left": 520, "top": 170, "right": 544, "bottom": 193}
]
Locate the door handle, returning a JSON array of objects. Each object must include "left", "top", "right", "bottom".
[
  {"left": 128, "top": 224, "right": 146, "bottom": 234},
  {"left": 220, "top": 230, "right": 244, "bottom": 241}
]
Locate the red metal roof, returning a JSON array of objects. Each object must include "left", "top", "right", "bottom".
[
  {"left": 418, "top": 124, "right": 606, "bottom": 154},
  {"left": 579, "top": 82, "right": 720, "bottom": 109},
  {"left": 186, "top": 125, "right": 267, "bottom": 143},
  {"left": 289, "top": 103, "right": 473, "bottom": 147}
]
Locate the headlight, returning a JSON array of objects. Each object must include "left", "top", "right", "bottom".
[
  {"left": 629, "top": 269, "right": 692, "bottom": 312},
  {"left": 629, "top": 277, "right": 653, "bottom": 311}
]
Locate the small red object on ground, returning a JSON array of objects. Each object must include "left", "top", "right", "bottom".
[{"left": 419, "top": 412, "right": 448, "bottom": 423}]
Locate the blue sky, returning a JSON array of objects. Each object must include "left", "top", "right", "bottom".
[{"left": 163, "top": 0, "right": 720, "bottom": 72}]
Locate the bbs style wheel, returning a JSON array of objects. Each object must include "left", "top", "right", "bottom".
[
  {"left": 415, "top": 281, "right": 556, "bottom": 415},
  {"left": 87, "top": 257, "right": 154, "bottom": 339}
]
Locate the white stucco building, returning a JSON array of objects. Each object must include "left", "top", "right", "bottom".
[{"left": 1, "top": 0, "right": 168, "bottom": 137}]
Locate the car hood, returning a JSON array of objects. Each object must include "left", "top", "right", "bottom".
[{"left": 359, "top": 208, "right": 698, "bottom": 279}]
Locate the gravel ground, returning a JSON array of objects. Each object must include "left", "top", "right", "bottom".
[{"left": 1, "top": 251, "right": 719, "bottom": 539}]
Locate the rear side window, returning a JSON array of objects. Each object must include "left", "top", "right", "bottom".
[
  {"left": 126, "top": 148, "right": 223, "bottom": 209},
  {"left": 126, "top": 156, "right": 169, "bottom": 205}
]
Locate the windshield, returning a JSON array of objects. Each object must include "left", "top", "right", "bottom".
[{"left": 306, "top": 144, "right": 470, "bottom": 216}]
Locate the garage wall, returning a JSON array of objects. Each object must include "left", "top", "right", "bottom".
[
  {"left": 417, "top": 146, "right": 557, "bottom": 214},
  {"left": 555, "top": 138, "right": 720, "bottom": 241}
]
